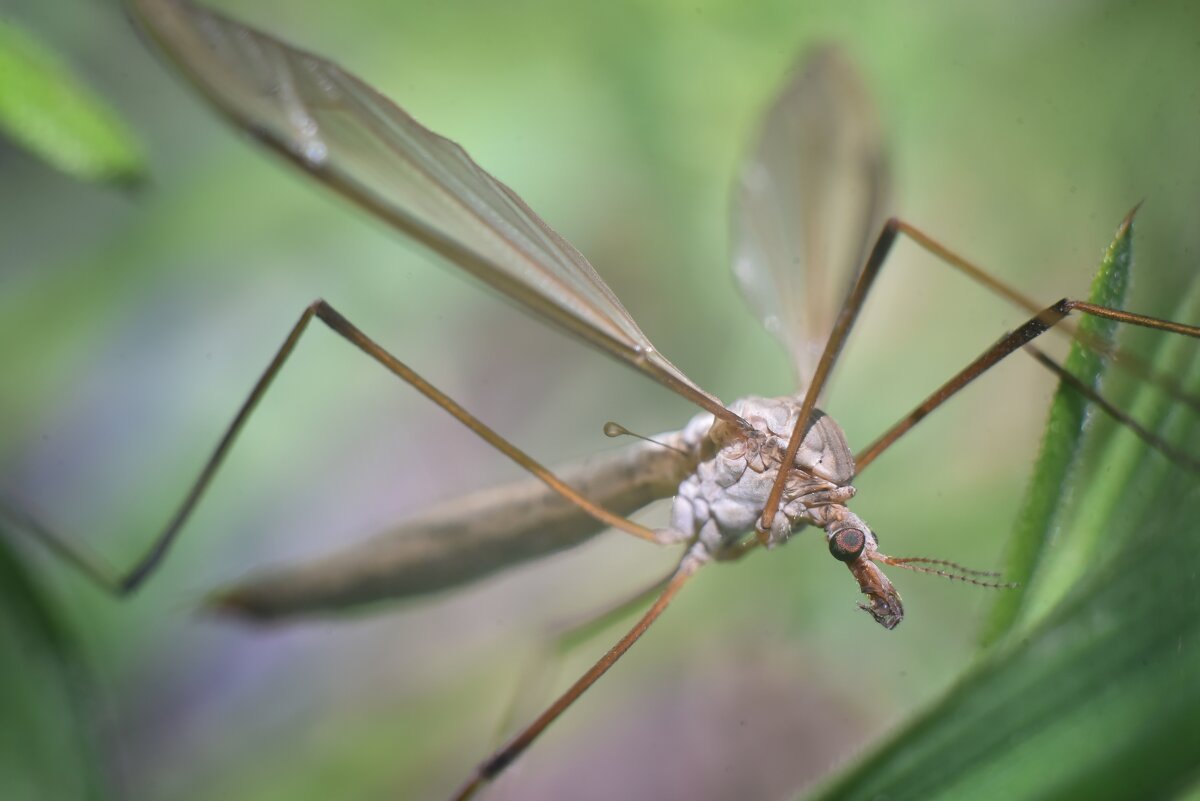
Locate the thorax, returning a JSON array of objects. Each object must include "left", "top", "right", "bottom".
[{"left": 668, "top": 395, "right": 857, "bottom": 557}]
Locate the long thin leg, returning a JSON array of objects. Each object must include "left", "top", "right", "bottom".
[
  {"left": 1, "top": 300, "right": 667, "bottom": 597},
  {"left": 894, "top": 215, "right": 1200, "bottom": 414},
  {"left": 759, "top": 223, "right": 900, "bottom": 535},
  {"left": 760, "top": 211, "right": 1198, "bottom": 532},
  {"left": 854, "top": 300, "right": 1200, "bottom": 472},
  {"left": 449, "top": 548, "right": 705, "bottom": 801},
  {"left": 492, "top": 568, "right": 675, "bottom": 750},
  {"left": 1022, "top": 344, "right": 1200, "bottom": 472}
]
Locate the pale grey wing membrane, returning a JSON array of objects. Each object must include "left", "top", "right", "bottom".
[
  {"left": 128, "top": 0, "right": 728, "bottom": 419},
  {"left": 732, "top": 45, "right": 890, "bottom": 391},
  {"left": 216, "top": 436, "right": 696, "bottom": 620}
]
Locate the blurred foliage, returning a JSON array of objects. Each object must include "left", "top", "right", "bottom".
[
  {"left": 0, "top": 18, "right": 144, "bottom": 185},
  {"left": 3, "top": 1, "right": 1200, "bottom": 800},
  {"left": 0, "top": 532, "right": 110, "bottom": 801}
]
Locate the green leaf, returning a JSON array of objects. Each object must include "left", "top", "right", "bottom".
[
  {"left": 0, "top": 19, "right": 145, "bottom": 184},
  {"left": 804, "top": 216, "right": 1200, "bottom": 800},
  {"left": 983, "top": 209, "right": 1134, "bottom": 643},
  {"left": 0, "top": 531, "right": 111, "bottom": 801}
]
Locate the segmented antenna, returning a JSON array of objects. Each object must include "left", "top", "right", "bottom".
[
  {"left": 877, "top": 554, "right": 1017, "bottom": 589},
  {"left": 603, "top": 421, "right": 690, "bottom": 456}
]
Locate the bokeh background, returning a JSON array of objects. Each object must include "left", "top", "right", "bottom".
[{"left": 3, "top": 1, "right": 1200, "bottom": 799}]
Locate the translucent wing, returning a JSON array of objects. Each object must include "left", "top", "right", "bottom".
[
  {"left": 128, "top": 0, "right": 739, "bottom": 424},
  {"left": 732, "top": 46, "right": 890, "bottom": 391}
]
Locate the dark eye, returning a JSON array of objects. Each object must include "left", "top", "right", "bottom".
[{"left": 829, "top": 528, "right": 866, "bottom": 563}]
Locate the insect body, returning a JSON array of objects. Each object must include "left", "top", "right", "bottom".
[{"left": 665, "top": 398, "right": 900, "bottom": 627}]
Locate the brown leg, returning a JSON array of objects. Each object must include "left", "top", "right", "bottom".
[
  {"left": 491, "top": 568, "right": 676, "bottom": 753},
  {"left": 0, "top": 300, "right": 666, "bottom": 597},
  {"left": 760, "top": 212, "right": 1200, "bottom": 532},
  {"left": 448, "top": 549, "right": 705, "bottom": 801},
  {"left": 854, "top": 300, "right": 1200, "bottom": 473},
  {"left": 758, "top": 215, "right": 1037, "bottom": 534},
  {"left": 895, "top": 216, "right": 1200, "bottom": 413},
  {"left": 1022, "top": 344, "right": 1200, "bottom": 472},
  {"left": 759, "top": 222, "right": 900, "bottom": 535}
]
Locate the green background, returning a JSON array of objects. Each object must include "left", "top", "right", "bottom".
[{"left": 2, "top": 1, "right": 1199, "bottom": 799}]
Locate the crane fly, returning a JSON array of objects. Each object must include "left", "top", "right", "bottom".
[{"left": 5, "top": 1, "right": 1200, "bottom": 799}]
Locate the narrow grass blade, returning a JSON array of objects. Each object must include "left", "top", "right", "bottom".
[
  {"left": 982, "top": 209, "right": 1134, "bottom": 643},
  {"left": 803, "top": 216, "right": 1200, "bottom": 801}
]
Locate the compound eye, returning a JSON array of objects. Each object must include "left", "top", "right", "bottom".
[{"left": 829, "top": 528, "right": 866, "bottom": 563}]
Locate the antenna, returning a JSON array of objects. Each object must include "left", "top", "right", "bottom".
[
  {"left": 877, "top": 554, "right": 1018, "bottom": 589},
  {"left": 603, "top": 421, "right": 690, "bottom": 457}
]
